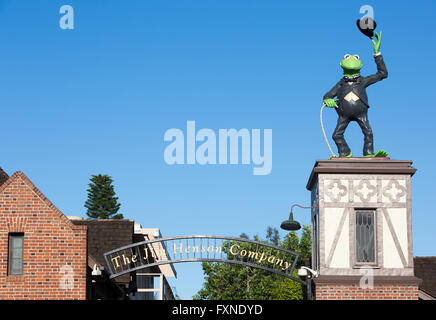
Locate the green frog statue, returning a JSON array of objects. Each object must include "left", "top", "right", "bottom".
[{"left": 323, "top": 30, "right": 388, "bottom": 158}]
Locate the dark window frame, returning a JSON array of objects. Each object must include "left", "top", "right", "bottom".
[
  {"left": 354, "top": 209, "right": 378, "bottom": 267},
  {"left": 312, "top": 212, "right": 320, "bottom": 271},
  {"left": 8, "top": 233, "right": 24, "bottom": 276}
]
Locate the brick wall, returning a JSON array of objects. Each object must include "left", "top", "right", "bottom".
[
  {"left": 316, "top": 284, "right": 419, "bottom": 300},
  {"left": 0, "top": 172, "right": 87, "bottom": 300}
]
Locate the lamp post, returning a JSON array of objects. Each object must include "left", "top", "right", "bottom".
[{"left": 280, "top": 203, "right": 317, "bottom": 300}]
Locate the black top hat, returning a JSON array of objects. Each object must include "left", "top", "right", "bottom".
[{"left": 356, "top": 18, "right": 377, "bottom": 38}]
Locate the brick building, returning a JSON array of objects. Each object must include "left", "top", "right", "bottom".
[
  {"left": 0, "top": 170, "right": 87, "bottom": 299},
  {"left": 0, "top": 169, "right": 176, "bottom": 300}
]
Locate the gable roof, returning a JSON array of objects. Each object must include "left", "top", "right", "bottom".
[
  {"left": 0, "top": 170, "right": 86, "bottom": 232},
  {"left": 71, "top": 219, "right": 134, "bottom": 285},
  {"left": 0, "top": 167, "right": 9, "bottom": 187}
]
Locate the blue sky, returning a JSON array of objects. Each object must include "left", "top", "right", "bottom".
[{"left": 0, "top": 0, "right": 435, "bottom": 299}]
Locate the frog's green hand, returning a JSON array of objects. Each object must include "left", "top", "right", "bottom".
[
  {"left": 371, "top": 30, "right": 382, "bottom": 54},
  {"left": 324, "top": 98, "right": 337, "bottom": 108}
]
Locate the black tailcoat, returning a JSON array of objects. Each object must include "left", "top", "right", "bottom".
[{"left": 323, "top": 54, "right": 388, "bottom": 156}]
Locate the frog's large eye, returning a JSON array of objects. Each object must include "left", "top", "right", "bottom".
[
  {"left": 343, "top": 54, "right": 351, "bottom": 59},
  {"left": 353, "top": 54, "right": 360, "bottom": 60}
]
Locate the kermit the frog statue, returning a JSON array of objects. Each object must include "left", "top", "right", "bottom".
[{"left": 323, "top": 31, "right": 388, "bottom": 158}]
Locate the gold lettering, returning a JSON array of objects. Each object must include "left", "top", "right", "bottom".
[
  {"left": 185, "top": 246, "right": 190, "bottom": 253},
  {"left": 192, "top": 246, "right": 200, "bottom": 253},
  {"left": 240, "top": 249, "right": 247, "bottom": 257},
  {"left": 111, "top": 256, "right": 121, "bottom": 268},
  {"left": 143, "top": 247, "right": 149, "bottom": 260},
  {"left": 173, "top": 242, "right": 183, "bottom": 255},
  {"left": 247, "top": 251, "right": 258, "bottom": 260},
  {"left": 258, "top": 252, "right": 267, "bottom": 263},
  {"left": 267, "top": 255, "right": 275, "bottom": 263},
  {"left": 282, "top": 261, "right": 290, "bottom": 271},
  {"left": 215, "top": 246, "right": 222, "bottom": 254},
  {"left": 122, "top": 254, "right": 130, "bottom": 265},
  {"left": 207, "top": 246, "right": 214, "bottom": 253},
  {"left": 157, "top": 248, "right": 165, "bottom": 260},
  {"left": 229, "top": 244, "right": 240, "bottom": 255},
  {"left": 275, "top": 258, "right": 284, "bottom": 267},
  {"left": 131, "top": 255, "right": 137, "bottom": 263},
  {"left": 201, "top": 246, "right": 206, "bottom": 253}
]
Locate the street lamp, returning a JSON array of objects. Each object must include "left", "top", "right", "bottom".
[{"left": 280, "top": 204, "right": 314, "bottom": 231}]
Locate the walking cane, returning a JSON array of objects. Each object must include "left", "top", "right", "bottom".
[{"left": 320, "top": 102, "right": 338, "bottom": 158}]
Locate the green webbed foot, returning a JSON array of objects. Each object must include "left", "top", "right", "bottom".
[
  {"left": 364, "top": 149, "right": 389, "bottom": 158},
  {"left": 340, "top": 151, "right": 352, "bottom": 158},
  {"left": 329, "top": 152, "right": 352, "bottom": 159}
]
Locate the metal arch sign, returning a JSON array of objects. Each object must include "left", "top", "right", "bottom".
[{"left": 103, "top": 235, "right": 305, "bottom": 285}]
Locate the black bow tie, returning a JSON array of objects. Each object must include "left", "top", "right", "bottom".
[{"left": 343, "top": 76, "right": 360, "bottom": 82}]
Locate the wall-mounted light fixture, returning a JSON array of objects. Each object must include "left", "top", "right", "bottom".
[{"left": 280, "top": 204, "right": 315, "bottom": 231}]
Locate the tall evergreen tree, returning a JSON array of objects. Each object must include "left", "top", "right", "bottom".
[{"left": 84, "top": 174, "right": 123, "bottom": 219}]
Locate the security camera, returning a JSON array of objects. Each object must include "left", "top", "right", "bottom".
[
  {"left": 298, "top": 268, "right": 308, "bottom": 277},
  {"left": 91, "top": 264, "right": 102, "bottom": 276},
  {"left": 298, "top": 266, "right": 319, "bottom": 278}
]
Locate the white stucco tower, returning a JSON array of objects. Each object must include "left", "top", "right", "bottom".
[{"left": 306, "top": 158, "right": 421, "bottom": 300}]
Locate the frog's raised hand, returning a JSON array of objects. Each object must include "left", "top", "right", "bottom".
[{"left": 371, "top": 31, "right": 382, "bottom": 54}]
